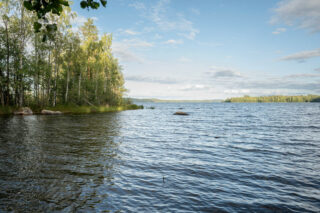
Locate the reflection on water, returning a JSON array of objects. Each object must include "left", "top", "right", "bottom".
[
  {"left": 1, "top": 103, "right": 320, "bottom": 212},
  {"left": 0, "top": 113, "right": 122, "bottom": 212}
]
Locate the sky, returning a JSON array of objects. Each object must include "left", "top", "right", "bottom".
[{"left": 71, "top": 0, "right": 320, "bottom": 100}]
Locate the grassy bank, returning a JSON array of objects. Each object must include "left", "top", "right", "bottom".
[
  {"left": 45, "top": 104, "right": 144, "bottom": 114},
  {"left": 0, "top": 104, "right": 143, "bottom": 115},
  {"left": 0, "top": 106, "right": 17, "bottom": 115}
]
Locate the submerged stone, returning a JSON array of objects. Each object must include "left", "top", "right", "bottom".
[
  {"left": 173, "top": 111, "right": 189, "bottom": 116},
  {"left": 41, "top": 109, "right": 62, "bottom": 115},
  {"left": 13, "top": 107, "right": 33, "bottom": 115}
]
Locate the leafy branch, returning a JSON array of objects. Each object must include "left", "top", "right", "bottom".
[{"left": 23, "top": 0, "right": 107, "bottom": 41}]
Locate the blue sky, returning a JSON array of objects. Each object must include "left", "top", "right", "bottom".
[{"left": 71, "top": 0, "right": 320, "bottom": 99}]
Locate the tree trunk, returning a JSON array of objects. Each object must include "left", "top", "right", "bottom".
[
  {"left": 37, "top": 65, "right": 40, "bottom": 106},
  {"left": 0, "top": 89, "right": 4, "bottom": 107},
  {"left": 53, "top": 51, "right": 58, "bottom": 107},
  {"left": 4, "top": 18, "right": 10, "bottom": 106},
  {"left": 18, "top": 3, "right": 25, "bottom": 107},
  {"left": 65, "top": 64, "right": 70, "bottom": 103},
  {"left": 34, "top": 35, "right": 38, "bottom": 104},
  {"left": 95, "top": 74, "right": 98, "bottom": 102},
  {"left": 41, "top": 79, "right": 45, "bottom": 107},
  {"left": 78, "top": 72, "right": 81, "bottom": 103},
  {"left": 53, "top": 67, "right": 57, "bottom": 107},
  {"left": 65, "top": 43, "right": 72, "bottom": 103},
  {"left": 14, "top": 72, "right": 17, "bottom": 106},
  {"left": 0, "top": 67, "right": 4, "bottom": 106},
  {"left": 47, "top": 49, "right": 51, "bottom": 105}
]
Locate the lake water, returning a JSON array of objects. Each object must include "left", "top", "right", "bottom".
[{"left": 0, "top": 103, "right": 320, "bottom": 212}]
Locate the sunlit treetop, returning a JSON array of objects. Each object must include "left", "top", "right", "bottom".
[{"left": 23, "top": 0, "right": 107, "bottom": 41}]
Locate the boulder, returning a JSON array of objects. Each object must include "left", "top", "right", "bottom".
[
  {"left": 173, "top": 111, "right": 189, "bottom": 116},
  {"left": 13, "top": 107, "right": 33, "bottom": 115},
  {"left": 41, "top": 109, "right": 62, "bottom": 115}
]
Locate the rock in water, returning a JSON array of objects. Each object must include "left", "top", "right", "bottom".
[
  {"left": 173, "top": 111, "right": 189, "bottom": 116},
  {"left": 41, "top": 109, "right": 62, "bottom": 115},
  {"left": 13, "top": 107, "right": 33, "bottom": 115}
]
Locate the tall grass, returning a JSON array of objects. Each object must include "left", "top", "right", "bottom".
[
  {"left": 45, "top": 104, "right": 143, "bottom": 114},
  {"left": 0, "top": 106, "right": 16, "bottom": 115}
]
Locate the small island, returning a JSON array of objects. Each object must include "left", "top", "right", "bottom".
[{"left": 225, "top": 95, "right": 320, "bottom": 103}]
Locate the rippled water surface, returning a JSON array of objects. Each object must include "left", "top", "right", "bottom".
[{"left": 1, "top": 103, "right": 320, "bottom": 212}]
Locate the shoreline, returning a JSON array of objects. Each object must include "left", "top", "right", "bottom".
[{"left": 0, "top": 104, "right": 143, "bottom": 115}]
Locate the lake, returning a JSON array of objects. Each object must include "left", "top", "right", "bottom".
[{"left": 0, "top": 103, "right": 320, "bottom": 212}]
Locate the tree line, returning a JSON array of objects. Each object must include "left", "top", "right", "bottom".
[
  {"left": 225, "top": 95, "right": 320, "bottom": 103},
  {"left": 0, "top": 0, "right": 126, "bottom": 108}
]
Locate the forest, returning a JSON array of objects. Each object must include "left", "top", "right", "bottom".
[
  {"left": 225, "top": 95, "right": 320, "bottom": 103},
  {"left": 0, "top": 0, "right": 127, "bottom": 111}
]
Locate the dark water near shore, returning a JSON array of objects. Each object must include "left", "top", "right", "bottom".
[{"left": 0, "top": 103, "right": 320, "bottom": 212}]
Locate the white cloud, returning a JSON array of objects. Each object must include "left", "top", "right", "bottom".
[
  {"left": 126, "top": 75, "right": 178, "bottom": 84},
  {"left": 164, "top": 39, "right": 183, "bottom": 45},
  {"left": 280, "top": 48, "right": 320, "bottom": 62},
  {"left": 112, "top": 38, "right": 153, "bottom": 63},
  {"left": 126, "top": 71, "right": 320, "bottom": 99},
  {"left": 197, "top": 41, "right": 223, "bottom": 47},
  {"left": 154, "top": 34, "right": 162, "bottom": 39},
  {"left": 190, "top": 8, "right": 200, "bottom": 15},
  {"left": 129, "top": 2, "right": 146, "bottom": 10},
  {"left": 315, "top": 68, "right": 320, "bottom": 72},
  {"left": 112, "top": 43, "right": 144, "bottom": 63},
  {"left": 224, "top": 89, "right": 250, "bottom": 94},
  {"left": 127, "top": 0, "right": 199, "bottom": 40},
  {"left": 236, "top": 80, "right": 320, "bottom": 92},
  {"left": 213, "top": 75, "right": 320, "bottom": 97},
  {"left": 178, "top": 57, "right": 191, "bottom": 63},
  {"left": 271, "top": 0, "right": 320, "bottom": 32},
  {"left": 124, "top": 29, "right": 139, "bottom": 35},
  {"left": 179, "top": 84, "right": 210, "bottom": 91},
  {"left": 285, "top": 73, "right": 320, "bottom": 78},
  {"left": 272, "top": 27, "right": 287, "bottom": 34},
  {"left": 207, "top": 66, "right": 243, "bottom": 78},
  {"left": 122, "top": 39, "right": 154, "bottom": 48},
  {"left": 150, "top": 0, "right": 199, "bottom": 40}
]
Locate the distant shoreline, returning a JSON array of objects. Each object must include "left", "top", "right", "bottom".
[
  {"left": 129, "top": 95, "right": 320, "bottom": 103},
  {"left": 225, "top": 95, "right": 320, "bottom": 103},
  {"left": 128, "top": 98, "right": 223, "bottom": 103}
]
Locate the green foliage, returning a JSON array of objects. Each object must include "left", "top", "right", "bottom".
[
  {"left": 23, "top": 0, "right": 107, "bottom": 41},
  {"left": 80, "top": 0, "right": 107, "bottom": 9},
  {"left": 33, "top": 21, "right": 42, "bottom": 32},
  {"left": 126, "top": 104, "right": 144, "bottom": 110},
  {"left": 23, "top": 0, "right": 71, "bottom": 40},
  {"left": 0, "top": 106, "right": 16, "bottom": 115},
  {"left": 225, "top": 95, "right": 320, "bottom": 103},
  {"left": 23, "top": 0, "right": 69, "bottom": 17},
  {"left": 0, "top": 2, "right": 127, "bottom": 111}
]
